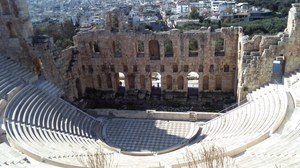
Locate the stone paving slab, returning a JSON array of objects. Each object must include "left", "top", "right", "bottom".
[{"left": 103, "top": 119, "right": 192, "bottom": 152}]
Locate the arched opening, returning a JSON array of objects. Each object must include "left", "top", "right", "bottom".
[
  {"left": 203, "top": 75, "right": 209, "bottom": 90},
  {"left": 140, "top": 75, "right": 146, "bottom": 89},
  {"left": 189, "top": 39, "right": 198, "bottom": 57},
  {"left": 97, "top": 75, "right": 102, "bottom": 89},
  {"left": 215, "top": 38, "right": 225, "bottom": 56},
  {"left": 160, "top": 65, "right": 165, "bottom": 72},
  {"left": 272, "top": 59, "right": 284, "bottom": 74},
  {"left": 137, "top": 40, "right": 144, "bottom": 57},
  {"left": 188, "top": 72, "right": 199, "bottom": 97},
  {"left": 113, "top": 41, "right": 122, "bottom": 57},
  {"left": 224, "top": 64, "right": 229, "bottom": 72},
  {"left": 88, "top": 65, "right": 93, "bottom": 74},
  {"left": 118, "top": 72, "right": 125, "bottom": 87},
  {"left": 106, "top": 74, "right": 113, "bottom": 89},
  {"left": 271, "top": 57, "right": 284, "bottom": 82},
  {"left": 184, "top": 65, "right": 189, "bottom": 72},
  {"left": 198, "top": 65, "right": 204, "bottom": 72},
  {"left": 111, "top": 15, "right": 119, "bottom": 32},
  {"left": 6, "top": 22, "right": 17, "bottom": 38},
  {"left": 76, "top": 78, "right": 83, "bottom": 98},
  {"left": 151, "top": 72, "right": 161, "bottom": 95},
  {"left": 177, "top": 76, "right": 184, "bottom": 90},
  {"left": 133, "top": 65, "right": 138, "bottom": 72},
  {"left": 209, "top": 65, "right": 214, "bottom": 73},
  {"left": 215, "top": 75, "right": 222, "bottom": 90},
  {"left": 166, "top": 75, "right": 172, "bottom": 90},
  {"left": 173, "top": 64, "right": 178, "bottom": 72},
  {"left": 164, "top": 39, "right": 173, "bottom": 57},
  {"left": 128, "top": 74, "right": 135, "bottom": 89},
  {"left": 116, "top": 72, "right": 125, "bottom": 96},
  {"left": 123, "top": 65, "right": 128, "bottom": 72},
  {"left": 93, "top": 43, "right": 100, "bottom": 53},
  {"left": 149, "top": 40, "right": 160, "bottom": 60},
  {"left": 0, "top": 0, "right": 11, "bottom": 15}
]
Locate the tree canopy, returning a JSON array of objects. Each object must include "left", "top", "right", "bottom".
[
  {"left": 236, "top": 0, "right": 295, "bottom": 16},
  {"left": 178, "top": 17, "right": 287, "bottom": 36},
  {"left": 34, "top": 19, "right": 76, "bottom": 49},
  {"left": 189, "top": 8, "right": 200, "bottom": 19}
]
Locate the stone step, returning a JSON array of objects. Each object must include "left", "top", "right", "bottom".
[
  {"left": 271, "top": 74, "right": 283, "bottom": 84},
  {"left": 296, "top": 100, "right": 300, "bottom": 107}
]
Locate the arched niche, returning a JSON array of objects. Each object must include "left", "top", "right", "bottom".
[{"left": 149, "top": 40, "right": 160, "bottom": 60}]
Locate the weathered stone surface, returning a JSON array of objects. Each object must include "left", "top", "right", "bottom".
[
  {"left": 237, "top": 4, "right": 300, "bottom": 101},
  {"left": 3, "top": 1, "right": 300, "bottom": 107},
  {"left": 52, "top": 26, "right": 240, "bottom": 102},
  {"left": 0, "top": 0, "right": 34, "bottom": 69}
]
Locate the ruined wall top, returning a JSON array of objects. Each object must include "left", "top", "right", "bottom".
[
  {"left": 75, "top": 26, "right": 242, "bottom": 40},
  {"left": 287, "top": 3, "right": 300, "bottom": 37},
  {"left": 0, "top": 0, "right": 34, "bottom": 67}
]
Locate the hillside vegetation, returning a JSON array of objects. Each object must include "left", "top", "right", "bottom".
[
  {"left": 236, "top": 0, "right": 295, "bottom": 16},
  {"left": 178, "top": 17, "right": 287, "bottom": 36}
]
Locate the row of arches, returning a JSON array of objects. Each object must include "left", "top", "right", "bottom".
[
  {"left": 81, "top": 63, "right": 231, "bottom": 76},
  {"left": 141, "top": 38, "right": 225, "bottom": 59},
  {"left": 75, "top": 72, "right": 225, "bottom": 97},
  {"left": 89, "top": 38, "right": 225, "bottom": 59}
]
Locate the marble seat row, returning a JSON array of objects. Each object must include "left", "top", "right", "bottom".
[
  {"left": 283, "top": 69, "right": 300, "bottom": 88},
  {"left": 4, "top": 85, "right": 105, "bottom": 167},
  {"left": 234, "top": 110, "right": 300, "bottom": 167},
  {"left": 34, "top": 80, "right": 63, "bottom": 97},
  {"left": 233, "top": 70, "right": 300, "bottom": 167},
  {"left": 2, "top": 83, "right": 289, "bottom": 167},
  {"left": 5, "top": 86, "right": 98, "bottom": 137},
  {"left": 152, "top": 83, "right": 288, "bottom": 167},
  {"left": 0, "top": 55, "right": 38, "bottom": 84},
  {"left": 0, "top": 52, "right": 291, "bottom": 167},
  {"left": 198, "top": 84, "right": 287, "bottom": 156},
  {"left": 0, "top": 69, "right": 24, "bottom": 101},
  {"left": 0, "top": 142, "right": 34, "bottom": 167}
]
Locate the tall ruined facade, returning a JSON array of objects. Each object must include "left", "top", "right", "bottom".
[
  {"left": 237, "top": 4, "right": 300, "bottom": 101},
  {"left": 0, "top": 0, "right": 34, "bottom": 69},
  {"left": 68, "top": 27, "right": 240, "bottom": 103},
  {"left": 3, "top": 0, "right": 300, "bottom": 108}
]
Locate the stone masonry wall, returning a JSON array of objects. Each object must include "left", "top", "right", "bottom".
[
  {"left": 284, "top": 3, "right": 300, "bottom": 74},
  {"left": 0, "top": 0, "right": 34, "bottom": 69},
  {"left": 5, "top": 1, "right": 300, "bottom": 106},
  {"left": 59, "top": 27, "right": 241, "bottom": 101},
  {"left": 237, "top": 4, "right": 300, "bottom": 101}
]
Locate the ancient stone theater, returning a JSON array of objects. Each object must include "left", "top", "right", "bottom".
[{"left": 1, "top": 0, "right": 300, "bottom": 167}]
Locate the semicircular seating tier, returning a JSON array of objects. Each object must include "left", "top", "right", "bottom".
[
  {"left": 0, "top": 56, "right": 36, "bottom": 101},
  {"left": 4, "top": 85, "right": 105, "bottom": 167},
  {"left": 233, "top": 69, "right": 300, "bottom": 168},
  {"left": 3, "top": 83, "right": 288, "bottom": 167},
  {"left": 144, "top": 83, "right": 288, "bottom": 168},
  {"left": 0, "top": 53, "right": 290, "bottom": 167}
]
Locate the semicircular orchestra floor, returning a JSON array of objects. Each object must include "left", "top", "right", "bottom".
[{"left": 102, "top": 119, "right": 195, "bottom": 153}]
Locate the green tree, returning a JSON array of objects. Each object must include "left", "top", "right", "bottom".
[
  {"left": 33, "top": 19, "right": 76, "bottom": 49},
  {"left": 189, "top": 8, "right": 199, "bottom": 19},
  {"left": 178, "top": 17, "right": 287, "bottom": 37},
  {"left": 235, "top": 0, "right": 294, "bottom": 16},
  {"left": 224, "top": 7, "right": 233, "bottom": 14}
]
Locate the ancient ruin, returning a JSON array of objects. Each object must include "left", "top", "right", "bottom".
[
  {"left": 2, "top": 1, "right": 300, "bottom": 167},
  {"left": 24, "top": 3, "right": 299, "bottom": 111}
]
